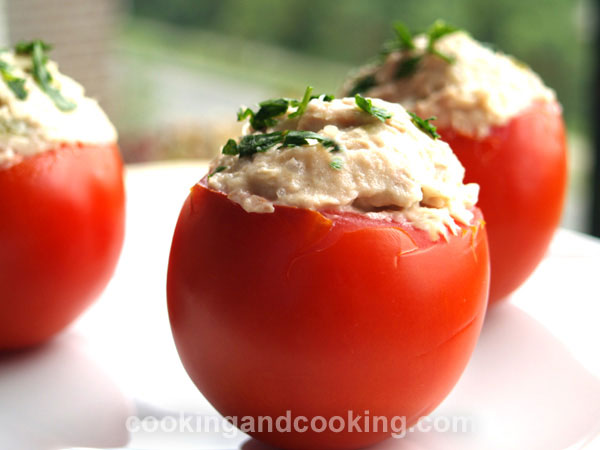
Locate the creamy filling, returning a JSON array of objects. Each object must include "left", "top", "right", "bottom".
[
  {"left": 343, "top": 31, "right": 555, "bottom": 138},
  {"left": 0, "top": 50, "right": 117, "bottom": 166},
  {"left": 207, "top": 97, "right": 479, "bottom": 240}
]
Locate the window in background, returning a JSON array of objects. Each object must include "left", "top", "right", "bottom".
[
  {"left": 0, "top": 0, "right": 595, "bottom": 234},
  {"left": 2, "top": 0, "right": 119, "bottom": 112}
]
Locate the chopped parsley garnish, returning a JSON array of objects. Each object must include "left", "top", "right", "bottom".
[
  {"left": 317, "top": 93, "right": 335, "bottom": 102},
  {"left": 351, "top": 20, "right": 461, "bottom": 88},
  {"left": 408, "top": 112, "right": 440, "bottom": 139},
  {"left": 14, "top": 40, "right": 52, "bottom": 54},
  {"left": 288, "top": 86, "right": 313, "bottom": 118},
  {"left": 222, "top": 130, "right": 340, "bottom": 158},
  {"left": 347, "top": 74, "right": 377, "bottom": 96},
  {"left": 329, "top": 157, "right": 344, "bottom": 170},
  {"left": 391, "top": 20, "right": 459, "bottom": 75},
  {"left": 237, "top": 87, "right": 334, "bottom": 130},
  {"left": 382, "top": 22, "right": 416, "bottom": 55},
  {"left": 238, "top": 132, "right": 286, "bottom": 157},
  {"left": 354, "top": 94, "right": 392, "bottom": 122},
  {"left": 427, "top": 20, "right": 459, "bottom": 49},
  {"left": 394, "top": 22, "right": 416, "bottom": 51},
  {"left": 16, "top": 40, "right": 76, "bottom": 111},
  {"left": 0, "top": 60, "right": 27, "bottom": 99},
  {"left": 228, "top": 90, "right": 340, "bottom": 159},
  {"left": 208, "top": 165, "right": 227, "bottom": 178},
  {"left": 222, "top": 138, "right": 239, "bottom": 155},
  {"left": 421, "top": 20, "right": 459, "bottom": 66},
  {"left": 395, "top": 55, "right": 422, "bottom": 78},
  {"left": 238, "top": 98, "right": 288, "bottom": 130},
  {"left": 280, "top": 130, "right": 339, "bottom": 151}
]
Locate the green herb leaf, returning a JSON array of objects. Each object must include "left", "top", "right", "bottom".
[
  {"left": 329, "top": 157, "right": 344, "bottom": 170},
  {"left": 429, "top": 48, "right": 455, "bottom": 64},
  {"left": 288, "top": 86, "right": 313, "bottom": 118},
  {"left": 394, "top": 22, "right": 416, "bottom": 50},
  {"left": 236, "top": 99, "right": 288, "bottom": 130},
  {"left": 426, "top": 20, "right": 459, "bottom": 47},
  {"left": 222, "top": 130, "right": 340, "bottom": 158},
  {"left": 347, "top": 74, "right": 376, "bottom": 96},
  {"left": 208, "top": 165, "right": 227, "bottom": 178},
  {"left": 408, "top": 112, "right": 440, "bottom": 139},
  {"left": 238, "top": 132, "right": 284, "bottom": 157},
  {"left": 237, "top": 89, "right": 335, "bottom": 129},
  {"left": 15, "top": 40, "right": 52, "bottom": 54},
  {"left": 0, "top": 60, "right": 28, "bottom": 100},
  {"left": 5, "top": 77, "right": 27, "bottom": 99},
  {"left": 382, "top": 22, "right": 416, "bottom": 56},
  {"left": 252, "top": 98, "right": 289, "bottom": 130},
  {"left": 237, "top": 107, "right": 254, "bottom": 122},
  {"left": 222, "top": 138, "right": 239, "bottom": 155},
  {"left": 317, "top": 93, "right": 335, "bottom": 102},
  {"left": 425, "top": 20, "right": 458, "bottom": 63},
  {"left": 385, "top": 21, "right": 459, "bottom": 80},
  {"left": 395, "top": 55, "right": 422, "bottom": 78},
  {"left": 18, "top": 40, "right": 76, "bottom": 111},
  {"left": 280, "top": 130, "right": 340, "bottom": 152},
  {"left": 354, "top": 94, "right": 392, "bottom": 122}
]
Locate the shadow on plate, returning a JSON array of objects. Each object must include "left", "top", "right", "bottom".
[{"left": 0, "top": 333, "right": 133, "bottom": 450}]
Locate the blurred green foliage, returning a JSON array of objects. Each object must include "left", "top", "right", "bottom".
[{"left": 129, "top": 0, "right": 591, "bottom": 131}]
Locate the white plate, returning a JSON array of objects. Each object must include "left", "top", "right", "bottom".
[{"left": 1, "top": 162, "right": 599, "bottom": 450}]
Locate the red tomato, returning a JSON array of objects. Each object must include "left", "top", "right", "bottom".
[
  {"left": 439, "top": 100, "right": 567, "bottom": 303},
  {"left": 167, "top": 182, "right": 489, "bottom": 449},
  {"left": 0, "top": 143, "right": 125, "bottom": 349}
]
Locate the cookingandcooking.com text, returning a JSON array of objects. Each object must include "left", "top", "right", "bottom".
[{"left": 125, "top": 410, "right": 473, "bottom": 438}]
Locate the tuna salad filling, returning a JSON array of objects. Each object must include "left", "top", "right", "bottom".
[
  {"left": 207, "top": 94, "right": 479, "bottom": 240},
  {"left": 342, "top": 27, "right": 555, "bottom": 138},
  {"left": 0, "top": 41, "right": 117, "bottom": 166}
]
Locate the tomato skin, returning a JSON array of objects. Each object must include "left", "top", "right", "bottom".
[
  {"left": 439, "top": 100, "right": 567, "bottom": 303},
  {"left": 0, "top": 143, "right": 125, "bottom": 349},
  {"left": 167, "top": 183, "right": 489, "bottom": 449}
]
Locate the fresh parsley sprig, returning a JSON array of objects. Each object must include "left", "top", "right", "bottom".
[
  {"left": 426, "top": 20, "right": 459, "bottom": 63},
  {"left": 222, "top": 139, "right": 240, "bottom": 155},
  {"left": 14, "top": 40, "right": 52, "bottom": 54},
  {"left": 347, "top": 74, "right": 377, "bottom": 97},
  {"left": 393, "top": 20, "right": 459, "bottom": 77},
  {"left": 238, "top": 132, "right": 287, "bottom": 157},
  {"left": 288, "top": 86, "right": 313, "bottom": 118},
  {"left": 315, "top": 93, "right": 335, "bottom": 102},
  {"left": 349, "top": 20, "right": 460, "bottom": 93},
  {"left": 289, "top": 87, "right": 334, "bottom": 114},
  {"left": 238, "top": 98, "right": 289, "bottom": 130},
  {"left": 408, "top": 112, "right": 440, "bottom": 139},
  {"left": 382, "top": 22, "right": 416, "bottom": 56},
  {"left": 208, "top": 165, "right": 227, "bottom": 178},
  {"left": 16, "top": 40, "right": 76, "bottom": 112},
  {"left": 280, "top": 130, "right": 340, "bottom": 151},
  {"left": 427, "top": 20, "right": 459, "bottom": 49},
  {"left": 0, "top": 60, "right": 27, "bottom": 100},
  {"left": 222, "top": 130, "right": 340, "bottom": 158},
  {"left": 237, "top": 86, "right": 334, "bottom": 130},
  {"left": 329, "top": 157, "right": 344, "bottom": 170},
  {"left": 354, "top": 94, "right": 392, "bottom": 122}
]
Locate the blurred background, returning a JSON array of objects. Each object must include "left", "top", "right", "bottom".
[{"left": 0, "top": 0, "right": 597, "bottom": 234}]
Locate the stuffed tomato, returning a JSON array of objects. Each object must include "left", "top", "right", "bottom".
[
  {"left": 0, "top": 41, "right": 125, "bottom": 349},
  {"left": 168, "top": 94, "right": 489, "bottom": 449},
  {"left": 438, "top": 101, "right": 566, "bottom": 303},
  {"left": 344, "top": 22, "right": 567, "bottom": 303}
]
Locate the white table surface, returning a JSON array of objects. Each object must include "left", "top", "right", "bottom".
[{"left": 1, "top": 161, "right": 599, "bottom": 450}]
